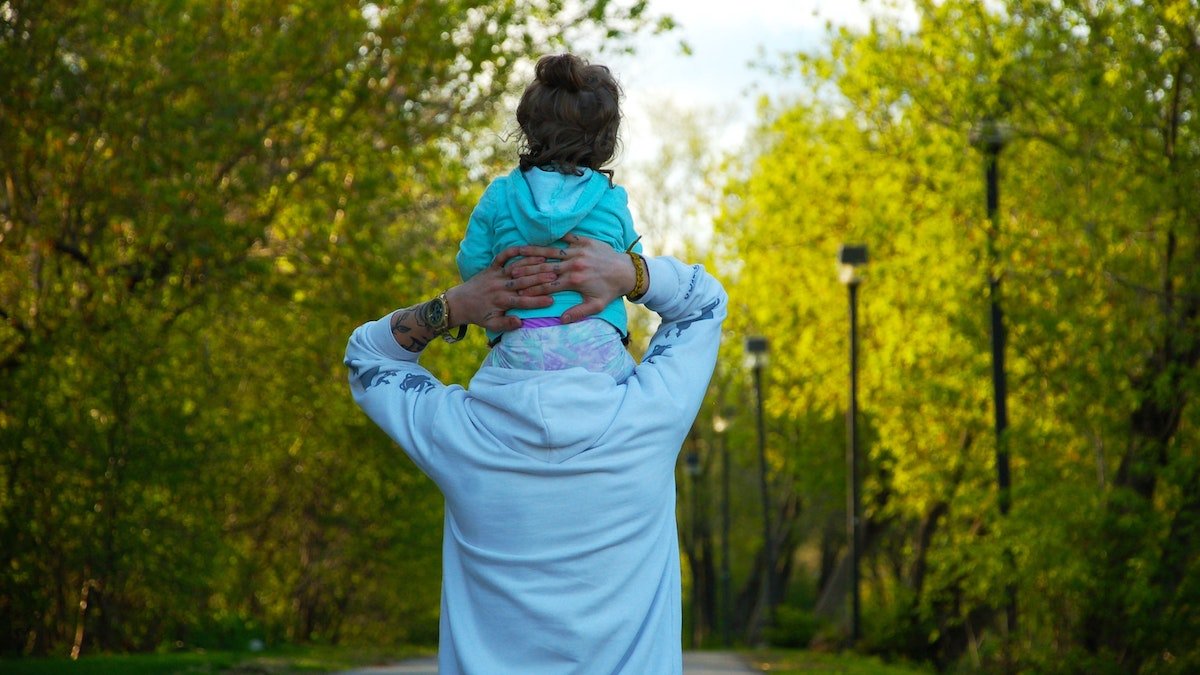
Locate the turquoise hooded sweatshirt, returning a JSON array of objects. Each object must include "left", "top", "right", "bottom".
[{"left": 456, "top": 167, "right": 643, "bottom": 341}]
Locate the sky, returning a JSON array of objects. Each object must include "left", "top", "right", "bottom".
[
  {"left": 578, "top": 1, "right": 916, "bottom": 251},
  {"left": 603, "top": 0, "right": 916, "bottom": 166}
]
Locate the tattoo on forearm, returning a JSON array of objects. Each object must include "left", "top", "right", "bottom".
[
  {"left": 391, "top": 303, "right": 436, "bottom": 353},
  {"left": 392, "top": 309, "right": 414, "bottom": 333}
]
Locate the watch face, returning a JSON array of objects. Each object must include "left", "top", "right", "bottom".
[{"left": 425, "top": 298, "right": 446, "bottom": 329}]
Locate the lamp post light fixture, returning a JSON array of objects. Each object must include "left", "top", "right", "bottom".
[
  {"left": 744, "top": 335, "right": 772, "bottom": 636},
  {"left": 837, "top": 243, "right": 867, "bottom": 646},
  {"left": 712, "top": 412, "right": 733, "bottom": 647}
]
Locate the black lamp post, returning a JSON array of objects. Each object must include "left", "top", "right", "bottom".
[
  {"left": 970, "top": 118, "right": 1012, "bottom": 517},
  {"left": 712, "top": 412, "right": 732, "bottom": 647},
  {"left": 745, "top": 335, "right": 772, "bottom": 636},
  {"left": 971, "top": 118, "right": 1016, "bottom": 638},
  {"left": 838, "top": 244, "right": 868, "bottom": 645}
]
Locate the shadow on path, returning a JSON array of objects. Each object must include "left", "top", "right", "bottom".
[{"left": 335, "top": 651, "right": 756, "bottom": 674}]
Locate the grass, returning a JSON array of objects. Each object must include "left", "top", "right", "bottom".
[
  {"left": 0, "top": 645, "right": 432, "bottom": 675},
  {"left": 744, "top": 648, "right": 934, "bottom": 674}
]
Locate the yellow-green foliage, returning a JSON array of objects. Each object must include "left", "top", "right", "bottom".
[
  {"left": 712, "top": 0, "right": 1198, "bottom": 670},
  {"left": 0, "top": 0, "right": 666, "bottom": 657}
]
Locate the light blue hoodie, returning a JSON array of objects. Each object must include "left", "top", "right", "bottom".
[
  {"left": 456, "top": 167, "right": 643, "bottom": 341},
  {"left": 346, "top": 256, "right": 727, "bottom": 674}
]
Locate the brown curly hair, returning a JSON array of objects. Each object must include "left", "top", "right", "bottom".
[{"left": 516, "top": 54, "right": 622, "bottom": 179}]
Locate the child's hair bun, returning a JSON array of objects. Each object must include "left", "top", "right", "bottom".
[
  {"left": 517, "top": 53, "right": 621, "bottom": 176},
  {"left": 536, "top": 53, "right": 586, "bottom": 92}
]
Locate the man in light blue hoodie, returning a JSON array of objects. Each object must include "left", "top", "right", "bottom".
[{"left": 346, "top": 235, "right": 727, "bottom": 674}]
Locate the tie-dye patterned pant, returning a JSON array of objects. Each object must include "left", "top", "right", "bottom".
[{"left": 483, "top": 318, "right": 636, "bottom": 383}]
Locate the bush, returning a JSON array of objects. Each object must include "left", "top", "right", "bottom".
[{"left": 767, "top": 605, "right": 823, "bottom": 648}]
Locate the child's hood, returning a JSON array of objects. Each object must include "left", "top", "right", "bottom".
[{"left": 506, "top": 167, "right": 611, "bottom": 244}]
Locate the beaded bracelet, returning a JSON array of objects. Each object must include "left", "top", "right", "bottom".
[
  {"left": 624, "top": 236, "right": 648, "bottom": 301},
  {"left": 626, "top": 252, "right": 648, "bottom": 301}
]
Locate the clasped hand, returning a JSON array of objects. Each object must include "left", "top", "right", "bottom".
[{"left": 448, "top": 234, "right": 637, "bottom": 334}]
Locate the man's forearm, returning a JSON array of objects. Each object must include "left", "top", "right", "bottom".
[{"left": 389, "top": 300, "right": 440, "bottom": 353}]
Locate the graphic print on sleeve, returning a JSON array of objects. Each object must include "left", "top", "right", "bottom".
[
  {"left": 398, "top": 373, "right": 436, "bottom": 394},
  {"left": 644, "top": 343, "right": 672, "bottom": 364},
  {"left": 670, "top": 298, "right": 721, "bottom": 338},
  {"left": 353, "top": 366, "right": 436, "bottom": 395}
]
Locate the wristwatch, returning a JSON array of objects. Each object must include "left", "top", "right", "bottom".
[{"left": 424, "top": 292, "right": 467, "bottom": 343}]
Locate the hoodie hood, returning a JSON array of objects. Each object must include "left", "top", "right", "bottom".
[
  {"left": 466, "top": 365, "right": 623, "bottom": 463},
  {"left": 506, "top": 167, "right": 611, "bottom": 245}
]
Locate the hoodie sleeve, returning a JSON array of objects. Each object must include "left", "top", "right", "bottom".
[
  {"left": 626, "top": 257, "right": 728, "bottom": 428},
  {"left": 456, "top": 180, "right": 504, "bottom": 281},
  {"left": 344, "top": 312, "right": 460, "bottom": 479},
  {"left": 612, "top": 186, "right": 642, "bottom": 254}
]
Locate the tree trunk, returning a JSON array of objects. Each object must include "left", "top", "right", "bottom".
[{"left": 1083, "top": 225, "right": 1199, "bottom": 663}]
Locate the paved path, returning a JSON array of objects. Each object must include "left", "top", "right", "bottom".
[
  {"left": 683, "top": 651, "right": 759, "bottom": 673},
  {"left": 336, "top": 651, "right": 757, "bottom": 674}
]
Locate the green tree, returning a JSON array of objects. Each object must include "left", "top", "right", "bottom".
[
  {"left": 0, "top": 0, "right": 667, "bottom": 656},
  {"left": 711, "top": 0, "right": 1198, "bottom": 670}
]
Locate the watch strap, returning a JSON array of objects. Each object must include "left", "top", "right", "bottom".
[{"left": 442, "top": 323, "right": 467, "bottom": 343}]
